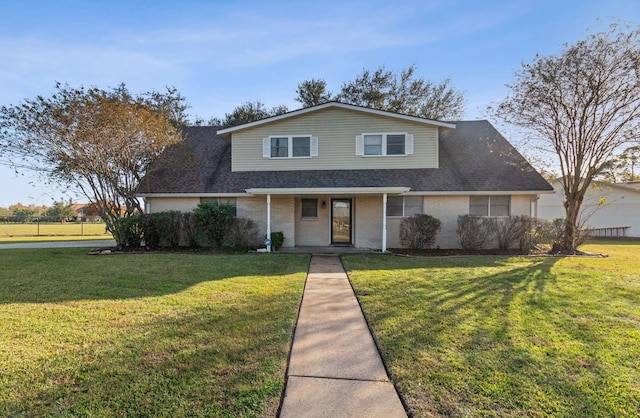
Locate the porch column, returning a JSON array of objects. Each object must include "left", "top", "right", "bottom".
[
  {"left": 382, "top": 193, "right": 387, "bottom": 252},
  {"left": 266, "top": 194, "right": 272, "bottom": 252}
]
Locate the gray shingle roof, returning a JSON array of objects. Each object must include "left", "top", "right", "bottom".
[{"left": 138, "top": 121, "right": 553, "bottom": 194}]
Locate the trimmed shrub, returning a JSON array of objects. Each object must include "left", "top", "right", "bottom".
[
  {"left": 117, "top": 215, "right": 143, "bottom": 247},
  {"left": 140, "top": 214, "right": 162, "bottom": 248},
  {"left": 165, "top": 210, "right": 182, "bottom": 248},
  {"left": 193, "top": 202, "right": 235, "bottom": 248},
  {"left": 495, "top": 215, "right": 533, "bottom": 250},
  {"left": 224, "top": 218, "right": 260, "bottom": 250},
  {"left": 517, "top": 216, "right": 539, "bottom": 253},
  {"left": 181, "top": 212, "right": 199, "bottom": 248},
  {"left": 145, "top": 211, "right": 183, "bottom": 248},
  {"left": 456, "top": 215, "right": 497, "bottom": 250},
  {"left": 399, "top": 214, "right": 442, "bottom": 249},
  {"left": 270, "top": 231, "right": 284, "bottom": 251},
  {"left": 533, "top": 218, "right": 589, "bottom": 251}
]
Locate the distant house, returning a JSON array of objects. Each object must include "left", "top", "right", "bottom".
[
  {"left": 138, "top": 102, "right": 553, "bottom": 250},
  {"left": 538, "top": 179, "right": 640, "bottom": 237},
  {"left": 70, "top": 203, "right": 86, "bottom": 216}
]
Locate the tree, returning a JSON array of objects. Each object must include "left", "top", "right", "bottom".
[
  {"left": 295, "top": 78, "right": 333, "bottom": 107},
  {"left": 44, "top": 200, "right": 76, "bottom": 222},
  {"left": 334, "top": 65, "right": 465, "bottom": 120},
  {"left": 0, "top": 83, "right": 187, "bottom": 244},
  {"left": 12, "top": 207, "right": 37, "bottom": 222},
  {"left": 494, "top": 24, "right": 640, "bottom": 250},
  {"left": 210, "top": 100, "right": 288, "bottom": 127},
  {"left": 596, "top": 145, "right": 640, "bottom": 182},
  {"left": 618, "top": 145, "right": 640, "bottom": 181}
]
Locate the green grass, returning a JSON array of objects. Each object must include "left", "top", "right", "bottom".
[
  {"left": 343, "top": 239, "right": 640, "bottom": 417},
  {"left": 0, "top": 222, "right": 112, "bottom": 242},
  {"left": 0, "top": 250, "right": 309, "bottom": 417}
]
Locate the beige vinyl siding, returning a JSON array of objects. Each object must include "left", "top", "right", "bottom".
[{"left": 231, "top": 107, "right": 439, "bottom": 172}]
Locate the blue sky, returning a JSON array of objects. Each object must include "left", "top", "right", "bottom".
[{"left": 1, "top": 0, "right": 638, "bottom": 206}]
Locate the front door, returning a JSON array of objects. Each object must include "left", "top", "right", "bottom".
[{"left": 331, "top": 198, "right": 352, "bottom": 245}]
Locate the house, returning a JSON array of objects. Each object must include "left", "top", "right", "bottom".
[
  {"left": 137, "top": 102, "right": 553, "bottom": 250},
  {"left": 538, "top": 179, "right": 640, "bottom": 237}
]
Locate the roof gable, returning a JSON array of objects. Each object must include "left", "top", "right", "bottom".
[{"left": 216, "top": 102, "right": 455, "bottom": 139}]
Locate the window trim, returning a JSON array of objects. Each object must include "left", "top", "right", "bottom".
[
  {"left": 469, "top": 195, "right": 511, "bottom": 217},
  {"left": 357, "top": 132, "right": 413, "bottom": 157},
  {"left": 386, "top": 196, "right": 423, "bottom": 217},
  {"left": 266, "top": 135, "right": 314, "bottom": 159}
]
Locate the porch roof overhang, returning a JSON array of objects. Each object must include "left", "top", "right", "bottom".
[{"left": 245, "top": 187, "right": 410, "bottom": 196}]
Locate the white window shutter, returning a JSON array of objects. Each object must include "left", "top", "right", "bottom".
[
  {"left": 310, "top": 136, "right": 319, "bottom": 157},
  {"left": 406, "top": 134, "right": 414, "bottom": 155},
  {"left": 355, "top": 135, "right": 364, "bottom": 156},
  {"left": 262, "top": 137, "right": 270, "bottom": 158}
]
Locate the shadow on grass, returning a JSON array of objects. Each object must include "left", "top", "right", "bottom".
[
  {"left": 0, "top": 248, "right": 310, "bottom": 304},
  {"left": 343, "top": 255, "right": 633, "bottom": 416}
]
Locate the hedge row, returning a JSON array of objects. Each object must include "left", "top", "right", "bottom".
[
  {"left": 456, "top": 215, "right": 582, "bottom": 252},
  {"left": 117, "top": 203, "right": 263, "bottom": 250},
  {"left": 400, "top": 214, "right": 577, "bottom": 253}
]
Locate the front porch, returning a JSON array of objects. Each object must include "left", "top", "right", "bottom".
[{"left": 245, "top": 187, "right": 410, "bottom": 252}]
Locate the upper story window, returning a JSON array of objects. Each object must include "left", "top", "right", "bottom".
[
  {"left": 386, "top": 196, "right": 423, "bottom": 217},
  {"left": 263, "top": 135, "right": 318, "bottom": 159},
  {"left": 356, "top": 133, "right": 414, "bottom": 156},
  {"left": 271, "top": 137, "right": 289, "bottom": 157},
  {"left": 469, "top": 195, "right": 510, "bottom": 217},
  {"left": 364, "top": 135, "right": 383, "bottom": 155}
]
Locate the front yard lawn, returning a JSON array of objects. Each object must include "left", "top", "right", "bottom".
[
  {"left": 0, "top": 249, "right": 309, "bottom": 417},
  {"left": 344, "top": 239, "right": 640, "bottom": 417}
]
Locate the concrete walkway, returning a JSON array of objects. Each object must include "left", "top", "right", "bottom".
[{"left": 279, "top": 255, "right": 406, "bottom": 418}]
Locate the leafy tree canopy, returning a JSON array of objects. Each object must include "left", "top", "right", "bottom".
[
  {"left": 295, "top": 78, "right": 332, "bottom": 108},
  {"left": 294, "top": 65, "right": 466, "bottom": 120},
  {"left": 209, "top": 100, "right": 288, "bottom": 128},
  {"left": 209, "top": 65, "right": 466, "bottom": 127},
  {"left": 597, "top": 145, "right": 640, "bottom": 183},
  {"left": 44, "top": 200, "right": 76, "bottom": 221},
  {"left": 0, "top": 83, "right": 188, "bottom": 244}
]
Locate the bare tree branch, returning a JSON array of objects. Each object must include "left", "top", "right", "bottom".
[{"left": 493, "top": 23, "right": 640, "bottom": 249}]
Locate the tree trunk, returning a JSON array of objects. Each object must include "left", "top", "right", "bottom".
[{"left": 563, "top": 193, "right": 584, "bottom": 250}]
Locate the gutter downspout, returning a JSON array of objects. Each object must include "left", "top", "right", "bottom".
[
  {"left": 382, "top": 193, "right": 387, "bottom": 253},
  {"left": 267, "top": 194, "right": 272, "bottom": 252}
]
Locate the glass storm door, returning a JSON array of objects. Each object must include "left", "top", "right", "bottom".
[{"left": 331, "top": 199, "right": 352, "bottom": 244}]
